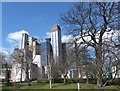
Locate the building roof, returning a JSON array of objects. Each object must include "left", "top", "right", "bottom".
[{"left": 51, "top": 24, "right": 61, "bottom": 32}]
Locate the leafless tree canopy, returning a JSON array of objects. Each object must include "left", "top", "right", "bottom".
[
  {"left": 0, "top": 51, "right": 6, "bottom": 63},
  {"left": 61, "top": 2, "right": 119, "bottom": 36},
  {"left": 60, "top": 2, "right": 119, "bottom": 88}
]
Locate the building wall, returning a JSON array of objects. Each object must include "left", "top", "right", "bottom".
[
  {"left": 11, "top": 63, "right": 26, "bottom": 82},
  {"left": 33, "top": 55, "right": 42, "bottom": 68},
  {"left": 41, "top": 42, "right": 47, "bottom": 66},
  {"left": 11, "top": 62, "right": 41, "bottom": 82},
  {"left": 40, "top": 38, "right": 53, "bottom": 78},
  {"left": 19, "top": 33, "right": 29, "bottom": 49},
  {"left": 33, "top": 55, "right": 42, "bottom": 78},
  {"left": 0, "top": 68, "right": 6, "bottom": 81},
  {"left": 112, "top": 66, "right": 120, "bottom": 78},
  {"left": 11, "top": 33, "right": 43, "bottom": 82},
  {"left": 30, "top": 63, "right": 41, "bottom": 80},
  {"left": 51, "top": 25, "right": 62, "bottom": 64}
]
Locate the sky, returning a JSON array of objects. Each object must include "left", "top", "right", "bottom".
[
  {"left": 2, "top": 2, "right": 74, "bottom": 54},
  {"left": 2, "top": 2, "right": 119, "bottom": 56}
]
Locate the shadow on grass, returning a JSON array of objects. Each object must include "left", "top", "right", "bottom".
[
  {"left": 113, "top": 85, "right": 120, "bottom": 89},
  {"left": 2, "top": 82, "right": 36, "bottom": 89},
  {"left": 51, "top": 83, "right": 72, "bottom": 89}
]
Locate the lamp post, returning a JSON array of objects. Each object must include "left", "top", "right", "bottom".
[
  {"left": 49, "top": 65, "right": 52, "bottom": 89},
  {"left": 45, "top": 38, "right": 53, "bottom": 89},
  {"left": 78, "top": 79, "right": 80, "bottom": 91}
]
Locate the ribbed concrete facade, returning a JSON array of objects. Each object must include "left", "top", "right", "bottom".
[{"left": 51, "top": 25, "right": 62, "bottom": 64}]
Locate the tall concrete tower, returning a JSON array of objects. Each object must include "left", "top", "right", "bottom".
[
  {"left": 51, "top": 24, "right": 62, "bottom": 64},
  {"left": 20, "top": 33, "right": 29, "bottom": 49}
]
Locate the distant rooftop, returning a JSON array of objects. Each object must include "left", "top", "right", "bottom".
[{"left": 51, "top": 24, "right": 61, "bottom": 32}]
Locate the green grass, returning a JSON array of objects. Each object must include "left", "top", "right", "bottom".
[
  {"left": 2, "top": 82, "right": 120, "bottom": 90},
  {"left": 105, "top": 85, "right": 120, "bottom": 89}
]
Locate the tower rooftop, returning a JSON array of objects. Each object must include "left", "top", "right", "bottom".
[{"left": 51, "top": 24, "right": 61, "bottom": 32}]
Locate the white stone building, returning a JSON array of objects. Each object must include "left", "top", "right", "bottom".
[{"left": 11, "top": 33, "right": 42, "bottom": 82}]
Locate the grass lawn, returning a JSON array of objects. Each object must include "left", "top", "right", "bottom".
[{"left": 2, "top": 82, "right": 120, "bottom": 90}]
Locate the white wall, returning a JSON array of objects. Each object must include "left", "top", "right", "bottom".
[
  {"left": 112, "top": 66, "right": 120, "bottom": 78},
  {"left": 11, "top": 63, "right": 26, "bottom": 82},
  {"left": 11, "top": 62, "right": 42, "bottom": 82}
]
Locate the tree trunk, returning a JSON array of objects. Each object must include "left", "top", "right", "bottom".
[
  {"left": 64, "top": 77, "right": 67, "bottom": 84},
  {"left": 79, "top": 66, "right": 83, "bottom": 79},
  {"left": 64, "top": 71, "right": 67, "bottom": 84},
  {"left": 5, "top": 63, "right": 10, "bottom": 86},
  {"left": 26, "top": 64, "right": 31, "bottom": 86},
  {"left": 20, "top": 62, "right": 23, "bottom": 83},
  {"left": 95, "top": 46, "right": 104, "bottom": 89},
  {"left": 20, "top": 67, "right": 22, "bottom": 83},
  {"left": 85, "top": 65, "right": 89, "bottom": 84}
]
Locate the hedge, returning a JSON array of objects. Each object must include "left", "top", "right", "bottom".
[
  {"left": 37, "top": 78, "right": 49, "bottom": 83},
  {"left": 37, "top": 78, "right": 120, "bottom": 85}
]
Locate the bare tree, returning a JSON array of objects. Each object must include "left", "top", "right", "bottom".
[
  {"left": 24, "top": 47, "right": 33, "bottom": 86},
  {"left": 11, "top": 47, "right": 33, "bottom": 85},
  {"left": 59, "top": 43, "right": 68, "bottom": 84},
  {"left": 66, "top": 41, "right": 96, "bottom": 82},
  {"left": 11, "top": 48, "right": 25, "bottom": 83},
  {"left": 0, "top": 52, "right": 6, "bottom": 74},
  {"left": 0, "top": 51, "right": 6, "bottom": 64},
  {"left": 0, "top": 51, "right": 11, "bottom": 85},
  {"left": 60, "top": 2, "right": 119, "bottom": 89},
  {"left": 79, "top": 46, "right": 91, "bottom": 83}
]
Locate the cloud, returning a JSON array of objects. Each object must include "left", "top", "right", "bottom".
[
  {"left": 31, "top": 17, "right": 44, "bottom": 22},
  {"left": 62, "top": 35, "right": 74, "bottom": 43},
  {"left": 61, "top": 29, "right": 119, "bottom": 51},
  {"left": 103, "top": 29, "right": 119, "bottom": 43},
  {"left": 0, "top": 47, "right": 12, "bottom": 56},
  {"left": 0, "top": 46, "right": 15, "bottom": 61},
  {"left": 0, "top": 47, "right": 7, "bottom": 55},
  {"left": 31, "top": 16, "right": 45, "bottom": 25},
  {"left": 76, "top": 29, "right": 120, "bottom": 45},
  {"left": 6, "top": 30, "right": 29, "bottom": 51},
  {"left": 46, "top": 32, "right": 51, "bottom": 38},
  {"left": 33, "top": 35, "right": 39, "bottom": 39},
  {"left": 7, "top": 30, "right": 29, "bottom": 43}
]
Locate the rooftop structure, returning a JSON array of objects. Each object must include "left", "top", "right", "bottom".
[{"left": 51, "top": 24, "right": 61, "bottom": 32}]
